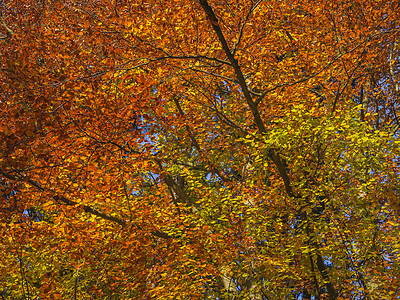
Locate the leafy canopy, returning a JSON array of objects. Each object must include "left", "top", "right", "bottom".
[{"left": 1, "top": 0, "right": 400, "bottom": 299}]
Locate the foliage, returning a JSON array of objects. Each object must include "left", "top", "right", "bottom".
[{"left": 1, "top": 0, "right": 400, "bottom": 299}]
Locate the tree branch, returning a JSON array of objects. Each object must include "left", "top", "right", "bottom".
[
  {"left": 198, "top": 0, "right": 265, "bottom": 133},
  {"left": 198, "top": 0, "right": 297, "bottom": 199},
  {"left": 0, "top": 171, "right": 170, "bottom": 239}
]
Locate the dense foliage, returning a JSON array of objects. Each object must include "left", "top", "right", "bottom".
[{"left": 1, "top": 0, "right": 400, "bottom": 299}]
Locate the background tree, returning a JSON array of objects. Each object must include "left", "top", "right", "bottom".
[{"left": 1, "top": 0, "right": 399, "bottom": 299}]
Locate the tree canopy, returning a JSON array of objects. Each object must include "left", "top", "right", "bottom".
[{"left": 1, "top": 0, "right": 400, "bottom": 299}]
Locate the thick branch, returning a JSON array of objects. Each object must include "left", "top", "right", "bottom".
[
  {"left": 0, "top": 171, "right": 170, "bottom": 239},
  {"left": 315, "top": 253, "right": 338, "bottom": 299},
  {"left": 198, "top": 0, "right": 265, "bottom": 133},
  {"left": 303, "top": 210, "right": 338, "bottom": 299},
  {"left": 198, "top": 0, "right": 297, "bottom": 199},
  {"left": 268, "top": 149, "right": 297, "bottom": 198}
]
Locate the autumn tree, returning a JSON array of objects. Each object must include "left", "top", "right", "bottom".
[{"left": 1, "top": 0, "right": 400, "bottom": 299}]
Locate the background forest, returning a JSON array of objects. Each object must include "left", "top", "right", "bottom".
[{"left": 1, "top": 0, "right": 400, "bottom": 299}]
